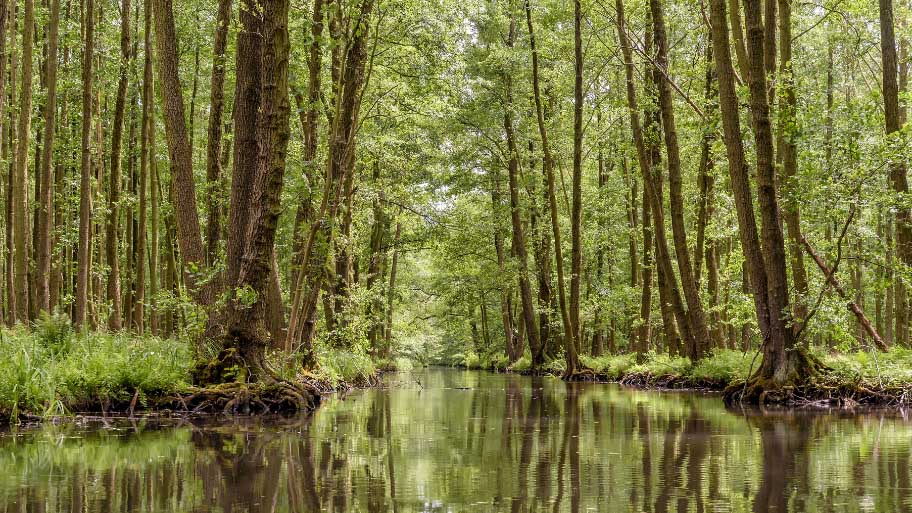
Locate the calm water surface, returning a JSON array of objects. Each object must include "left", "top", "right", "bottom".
[{"left": 1, "top": 368, "right": 912, "bottom": 512}]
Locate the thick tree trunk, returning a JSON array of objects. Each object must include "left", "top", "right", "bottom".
[
  {"left": 12, "top": 0, "right": 34, "bottom": 322},
  {"left": 105, "top": 0, "right": 131, "bottom": 330},
  {"left": 36, "top": 0, "right": 60, "bottom": 314},
  {"left": 525, "top": 0, "right": 574, "bottom": 369},
  {"left": 744, "top": 0, "right": 802, "bottom": 383},
  {"left": 649, "top": 0, "right": 714, "bottom": 359},
  {"left": 225, "top": 0, "right": 292, "bottom": 369},
  {"left": 203, "top": 0, "right": 232, "bottom": 268},
  {"left": 881, "top": 0, "right": 911, "bottom": 346},
  {"left": 74, "top": 0, "right": 94, "bottom": 327},
  {"left": 152, "top": 0, "right": 211, "bottom": 308}
]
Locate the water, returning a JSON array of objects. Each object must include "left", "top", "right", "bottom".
[{"left": 1, "top": 368, "right": 911, "bottom": 512}]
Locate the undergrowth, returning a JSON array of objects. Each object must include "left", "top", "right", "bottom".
[{"left": 0, "top": 314, "right": 192, "bottom": 422}]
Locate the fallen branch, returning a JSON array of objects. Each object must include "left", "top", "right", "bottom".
[{"left": 801, "top": 235, "right": 888, "bottom": 351}]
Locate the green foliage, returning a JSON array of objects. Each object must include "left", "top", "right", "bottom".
[
  {"left": 690, "top": 349, "right": 757, "bottom": 383},
  {"left": 579, "top": 354, "right": 636, "bottom": 379},
  {"left": 0, "top": 328, "right": 192, "bottom": 422},
  {"left": 313, "top": 350, "right": 377, "bottom": 388},
  {"left": 822, "top": 347, "right": 912, "bottom": 387},
  {"left": 629, "top": 352, "right": 692, "bottom": 378}
]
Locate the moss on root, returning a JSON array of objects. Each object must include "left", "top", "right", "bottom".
[
  {"left": 188, "top": 347, "right": 320, "bottom": 415},
  {"left": 723, "top": 349, "right": 828, "bottom": 406}
]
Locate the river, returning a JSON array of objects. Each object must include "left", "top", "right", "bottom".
[{"left": 0, "top": 368, "right": 910, "bottom": 512}]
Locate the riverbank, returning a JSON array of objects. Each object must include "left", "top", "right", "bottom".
[
  {"left": 0, "top": 316, "right": 389, "bottom": 423},
  {"left": 457, "top": 347, "right": 912, "bottom": 407}
]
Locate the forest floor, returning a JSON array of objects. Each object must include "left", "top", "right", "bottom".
[
  {"left": 459, "top": 347, "right": 912, "bottom": 408},
  {"left": 0, "top": 316, "right": 389, "bottom": 424}
]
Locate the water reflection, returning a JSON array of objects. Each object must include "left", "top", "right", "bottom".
[{"left": 1, "top": 369, "right": 911, "bottom": 512}]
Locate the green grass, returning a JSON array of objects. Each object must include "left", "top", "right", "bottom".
[{"left": 0, "top": 315, "right": 193, "bottom": 421}]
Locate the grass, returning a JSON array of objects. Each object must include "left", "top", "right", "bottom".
[
  {"left": 0, "top": 315, "right": 193, "bottom": 421},
  {"left": 454, "top": 346, "right": 912, "bottom": 394},
  {"left": 0, "top": 314, "right": 391, "bottom": 423}
]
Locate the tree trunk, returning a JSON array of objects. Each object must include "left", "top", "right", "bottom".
[
  {"left": 224, "top": 0, "right": 292, "bottom": 369},
  {"left": 503, "top": 16, "right": 541, "bottom": 366},
  {"left": 152, "top": 0, "right": 211, "bottom": 308},
  {"left": 74, "top": 0, "right": 94, "bottom": 327},
  {"left": 881, "top": 0, "right": 911, "bottom": 346},
  {"left": 285, "top": 0, "right": 375, "bottom": 362},
  {"left": 12, "top": 0, "right": 34, "bottom": 323},
  {"left": 708, "top": 0, "right": 771, "bottom": 346},
  {"left": 289, "top": 0, "right": 324, "bottom": 296},
  {"left": 566, "top": 0, "right": 584, "bottom": 374},
  {"left": 36, "top": 0, "right": 60, "bottom": 314},
  {"left": 491, "top": 168, "right": 516, "bottom": 361},
  {"left": 649, "top": 0, "right": 714, "bottom": 359},
  {"left": 525, "top": 0, "right": 574, "bottom": 370},
  {"left": 383, "top": 222, "right": 402, "bottom": 353},
  {"left": 203, "top": 0, "right": 232, "bottom": 267},
  {"left": 105, "top": 0, "right": 131, "bottom": 330},
  {"left": 777, "top": 0, "right": 809, "bottom": 326},
  {"left": 133, "top": 0, "right": 152, "bottom": 332}
]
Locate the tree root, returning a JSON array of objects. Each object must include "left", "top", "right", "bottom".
[
  {"left": 167, "top": 380, "right": 319, "bottom": 416},
  {"left": 723, "top": 349, "right": 831, "bottom": 406}
]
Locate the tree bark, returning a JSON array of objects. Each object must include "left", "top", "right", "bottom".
[
  {"left": 881, "top": 0, "right": 911, "bottom": 346},
  {"left": 36, "top": 0, "right": 60, "bottom": 314},
  {"left": 525, "top": 0, "right": 574, "bottom": 369},
  {"left": 503, "top": 15, "right": 541, "bottom": 366},
  {"left": 74, "top": 0, "right": 95, "bottom": 327},
  {"left": 567, "top": 0, "right": 584, "bottom": 374},
  {"left": 105, "top": 0, "right": 131, "bottom": 330},
  {"left": 708, "top": 0, "right": 771, "bottom": 346},
  {"left": 204, "top": 0, "right": 232, "bottom": 268},
  {"left": 777, "top": 0, "right": 809, "bottom": 326},
  {"left": 152, "top": 0, "right": 212, "bottom": 308},
  {"left": 649, "top": 0, "right": 714, "bottom": 359},
  {"left": 225, "top": 0, "right": 292, "bottom": 368},
  {"left": 12, "top": 0, "right": 35, "bottom": 322}
]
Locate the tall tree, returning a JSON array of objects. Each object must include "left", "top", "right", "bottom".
[
  {"left": 74, "top": 0, "right": 95, "bottom": 327},
  {"left": 12, "top": 0, "right": 35, "bottom": 322},
  {"left": 525, "top": 0, "right": 574, "bottom": 368},
  {"left": 649, "top": 0, "right": 715, "bottom": 359},
  {"left": 36, "top": 0, "right": 61, "bottom": 313},
  {"left": 106, "top": 0, "right": 132, "bottom": 330},
  {"left": 203, "top": 0, "right": 233, "bottom": 267},
  {"left": 152, "top": 0, "right": 212, "bottom": 308},
  {"left": 503, "top": 14, "right": 542, "bottom": 366},
  {"left": 881, "top": 0, "right": 911, "bottom": 346},
  {"left": 567, "top": 0, "right": 584, "bottom": 374},
  {"left": 226, "top": 0, "right": 293, "bottom": 371}
]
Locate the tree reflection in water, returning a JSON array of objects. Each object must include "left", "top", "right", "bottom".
[{"left": 1, "top": 369, "right": 911, "bottom": 512}]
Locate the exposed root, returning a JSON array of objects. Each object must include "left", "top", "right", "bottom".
[
  {"left": 166, "top": 380, "right": 319, "bottom": 416},
  {"left": 723, "top": 349, "right": 829, "bottom": 406},
  {"left": 563, "top": 368, "right": 599, "bottom": 382},
  {"left": 184, "top": 346, "right": 322, "bottom": 415}
]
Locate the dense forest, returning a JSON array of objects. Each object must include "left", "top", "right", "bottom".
[{"left": 0, "top": 0, "right": 911, "bottom": 411}]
